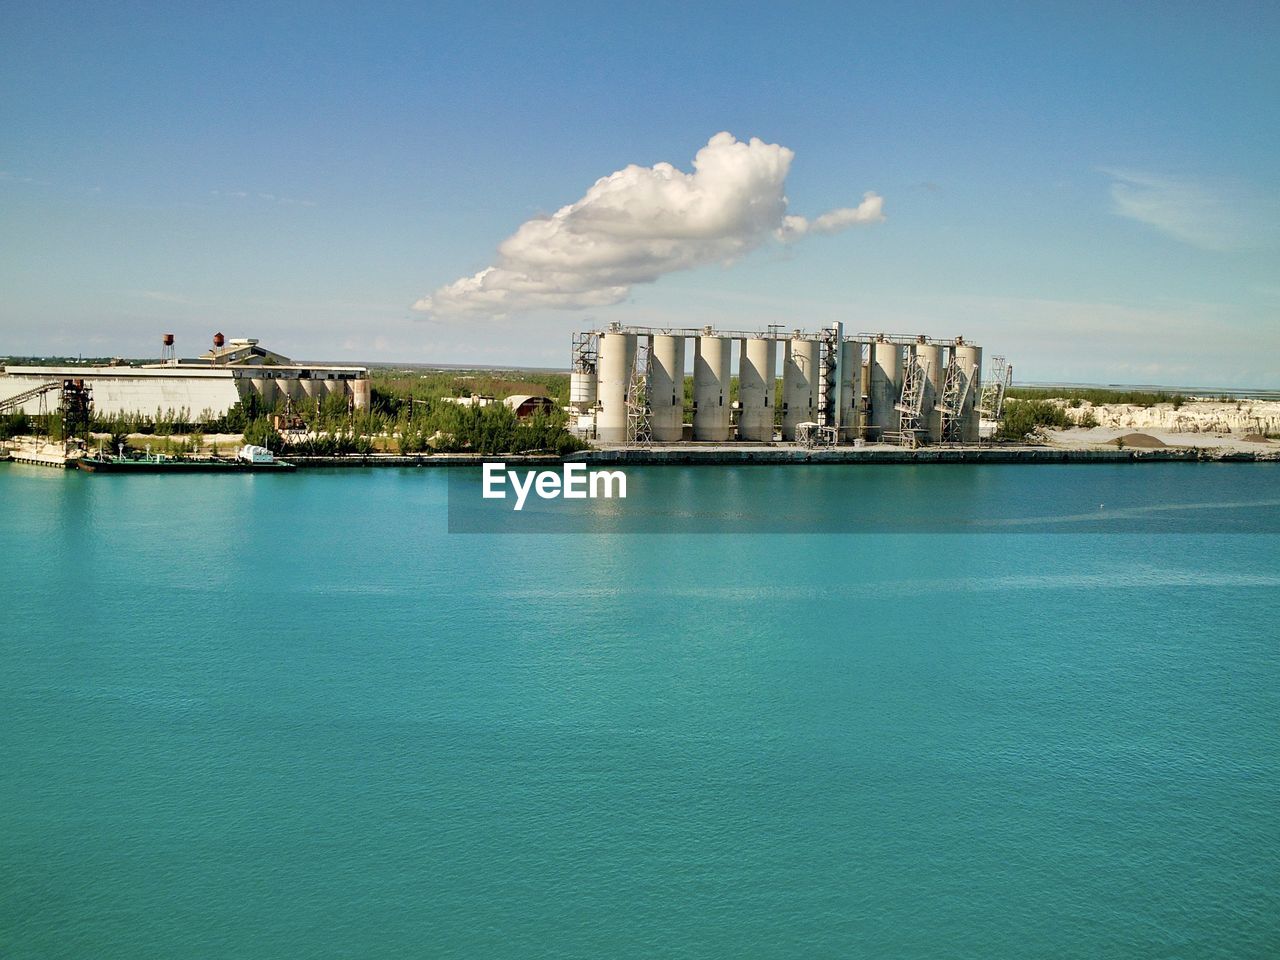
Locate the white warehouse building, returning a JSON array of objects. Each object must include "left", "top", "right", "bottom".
[{"left": 0, "top": 335, "right": 371, "bottom": 421}]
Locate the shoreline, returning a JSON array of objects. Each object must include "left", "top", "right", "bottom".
[
  {"left": 279, "top": 444, "right": 1279, "bottom": 468},
  {"left": 6, "top": 442, "right": 1277, "bottom": 472}
]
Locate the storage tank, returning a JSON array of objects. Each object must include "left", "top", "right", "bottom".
[
  {"left": 595, "top": 331, "right": 636, "bottom": 443},
  {"left": 248, "top": 374, "right": 278, "bottom": 410},
  {"left": 869, "top": 337, "right": 903, "bottom": 439},
  {"left": 351, "top": 378, "right": 371, "bottom": 411},
  {"left": 781, "top": 336, "right": 819, "bottom": 441},
  {"left": 955, "top": 341, "right": 983, "bottom": 443},
  {"left": 839, "top": 340, "right": 862, "bottom": 441},
  {"left": 569, "top": 371, "right": 597, "bottom": 412},
  {"left": 738, "top": 337, "right": 776, "bottom": 441},
  {"left": 692, "top": 335, "right": 731, "bottom": 441},
  {"left": 916, "top": 340, "right": 945, "bottom": 443},
  {"left": 650, "top": 334, "right": 685, "bottom": 442}
]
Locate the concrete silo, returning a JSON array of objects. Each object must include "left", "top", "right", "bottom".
[
  {"left": 650, "top": 334, "right": 685, "bottom": 442},
  {"left": 781, "top": 335, "right": 819, "bottom": 441},
  {"left": 738, "top": 337, "right": 776, "bottom": 441},
  {"left": 249, "top": 374, "right": 278, "bottom": 411},
  {"left": 569, "top": 370, "right": 597, "bottom": 413},
  {"left": 839, "top": 339, "right": 862, "bottom": 441},
  {"left": 916, "top": 340, "right": 945, "bottom": 444},
  {"left": 869, "top": 337, "right": 903, "bottom": 439},
  {"left": 954, "top": 341, "right": 983, "bottom": 443},
  {"left": 596, "top": 330, "right": 636, "bottom": 443},
  {"left": 692, "top": 334, "right": 731, "bottom": 441},
  {"left": 351, "top": 378, "right": 371, "bottom": 411}
]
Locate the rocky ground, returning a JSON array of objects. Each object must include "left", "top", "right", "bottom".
[
  {"left": 1051, "top": 398, "right": 1280, "bottom": 435},
  {"left": 1039, "top": 398, "right": 1279, "bottom": 454}
]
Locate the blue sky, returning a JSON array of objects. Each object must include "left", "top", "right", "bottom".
[{"left": 2, "top": 1, "right": 1276, "bottom": 385}]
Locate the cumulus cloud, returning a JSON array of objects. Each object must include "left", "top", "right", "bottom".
[{"left": 415, "top": 132, "right": 884, "bottom": 318}]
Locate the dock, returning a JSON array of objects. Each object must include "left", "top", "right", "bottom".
[{"left": 1, "top": 441, "right": 80, "bottom": 469}]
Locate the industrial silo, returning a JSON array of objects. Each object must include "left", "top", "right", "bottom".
[
  {"left": 693, "top": 334, "right": 731, "bottom": 441},
  {"left": 596, "top": 330, "right": 636, "bottom": 443},
  {"left": 869, "top": 337, "right": 903, "bottom": 439},
  {"left": 650, "top": 334, "right": 685, "bottom": 442},
  {"left": 916, "top": 340, "right": 945, "bottom": 444},
  {"left": 738, "top": 337, "right": 776, "bottom": 441},
  {"left": 839, "top": 339, "right": 862, "bottom": 441},
  {"left": 569, "top": 370, "right": 597, "bottom": 413},
  {"left": 955, "top": 341, "right": 983, "bottom": 443},
  {"left": 351, "top": 378, "right": 371, "bottom": 411},
  {"left": 781, "top": 335, "right": 818, "bottom": 441},
  {"left": 249, "top": 374, "right": 278, "bottom": 411}
]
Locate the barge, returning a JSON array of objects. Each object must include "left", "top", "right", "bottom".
[{"left": 77, "top": 444, "right": 295, "bottom": 474}]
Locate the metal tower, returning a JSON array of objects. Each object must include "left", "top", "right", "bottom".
[
  {"left": 817, "top": 327, "right": 839, "bottom": 431},
  {"left": 938, "top": 356, "right": 973, "bottom": 444},
  {"left": 625, "top": 337, "right": 652, "bottom": 447},
  {"left": 895, "top": 353, "right": 929, "bottom": 448},
  {"left": 977, "top": 355, "right": 1012, "bottom": 422},
  {"left": 60, "top": 378, "right": 93, "bottom": 449},
  {"left": 570, "top": 331, "right": 598, "bottom": 377}
]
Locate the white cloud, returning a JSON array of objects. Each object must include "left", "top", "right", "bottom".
[
  {"left": 415, "top": 132, "right": 884, "bottom": 318},
  {"left": 0, "top": 169, "right": 51, "bottom": 186},
  {"left": 777, "top": 194, "right": 885, "bottom": 239},
  {"left": 1102, "top": 169, "right": 1240, "bottom": 251},
  {"left": 139, "top": 290, "right": 192, "bottom": 305},
  {"left": 210, "top": 188, "right": 316, "bottom": 207}
]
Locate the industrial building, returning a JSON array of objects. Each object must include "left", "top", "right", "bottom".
[
  {"left": 441, "top": 394, "right": 557, "bottom": 418},
  {"left": 569, "top": 323, "right": 1011, "bottom": 447},
  {"left": 0, "top": 334, "right": 371, "bottom": 422}
]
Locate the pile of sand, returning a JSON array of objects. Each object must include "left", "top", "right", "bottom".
[
  {"left": 1108, "top": 432, "right": 1167, "bottom": 448},
  {"left": 1241, "top": 433, "right": 1273, "bottom": 444}
]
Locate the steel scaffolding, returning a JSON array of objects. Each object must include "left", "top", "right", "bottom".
[
  {"left": 938, "top": 357, "right": 973, "bottom": 444},
  {"left": 625, "top": 338, "right": 652, "bottom": 448},
  {"left": 978, "top": 355, "right": 1013, "bottom": 421},
  {"left": 895, "top": 354, "right": 929, "bottom": 448}
]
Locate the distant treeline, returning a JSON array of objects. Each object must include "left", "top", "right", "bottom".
[{"left": 1005, "top": 387, "right": 1191, "bottom": 407}]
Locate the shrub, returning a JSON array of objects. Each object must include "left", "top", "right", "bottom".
[
  {"left": 242, "top": 418, "right": 284, "bottom": 451},
  {"left": 997, "top": 399, "right": 1070, "bottom": 440}
]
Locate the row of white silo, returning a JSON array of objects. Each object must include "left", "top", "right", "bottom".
[
  {"left": 591, "top": 330, "right": 862, "bottom": 443},
  {"left": 241, "top": 372, "right": 371, "bottom": 411},
  {"left": 583, "top": 328, "right": 984, "bottom": 444}
]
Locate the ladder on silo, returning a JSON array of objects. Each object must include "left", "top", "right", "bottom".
[
  {"left": 895, "top": 356, "right": 929, "bottom": 448},
  {"left": 938, "top": 358, "right": 973, "bottom": 444},
  {"left": 625, "top": 339, "right": 652, "bottom": 448}
]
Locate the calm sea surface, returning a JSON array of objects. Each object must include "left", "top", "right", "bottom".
[{"left": 2, "top": 463, "right": 1278, "bottom": 959}]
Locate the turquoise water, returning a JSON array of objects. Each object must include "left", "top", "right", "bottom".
[{"left": 2, "top": 464, "right": 1279, "bottom": 959}]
